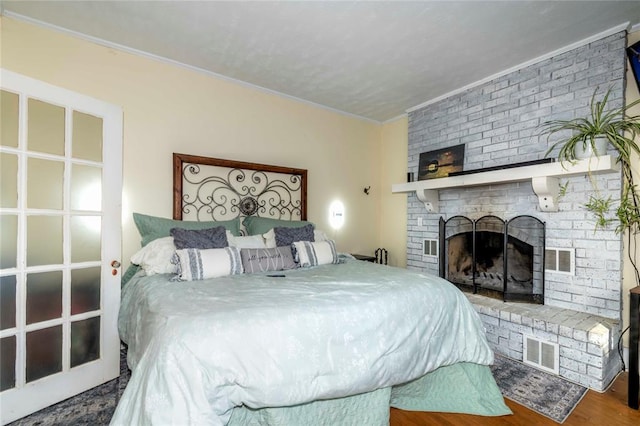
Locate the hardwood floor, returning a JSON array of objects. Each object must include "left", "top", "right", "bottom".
[{"left": 390, "top": 372, "right": 640, "bottom": 425}]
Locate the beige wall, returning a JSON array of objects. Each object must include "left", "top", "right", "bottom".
[
  {"left": 623, "top": 30, "right": 640, "bottom": 347},
  {"left": 1, "top": 17, "right": 385, "bottom": 264},
  {"left": 379, "top": 116, "right": 408, "bottom": 267}
]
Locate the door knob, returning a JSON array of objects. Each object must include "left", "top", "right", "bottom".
[{"left": 111, "top": 260, "right": 121, "bottom": 268}]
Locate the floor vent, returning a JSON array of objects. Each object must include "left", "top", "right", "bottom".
[{"left": 523, "top": 335, "right": 559, "bottom": 375}]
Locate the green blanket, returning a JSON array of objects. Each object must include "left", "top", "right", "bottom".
[{"left": 228, "top": 362, "right": 511, "bottom": 425}]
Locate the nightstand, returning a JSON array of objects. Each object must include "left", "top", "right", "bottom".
[{"left": 352, "top": 254, "right": 376, "bottom": 263}]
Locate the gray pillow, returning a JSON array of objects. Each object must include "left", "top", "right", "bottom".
[
  {"left": 240, "top": 247, "right": 297, "bottom": 273},
  {"left": 170, "top": 226, "right": 228, "bottom": 249},
  {"left": 274, "top": 224, "right": 315, "bottom": 247}
]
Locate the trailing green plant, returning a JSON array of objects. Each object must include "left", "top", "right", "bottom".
[
  {"left": 558, "top": 180, "right": 569, "bottom": 198},
  {"left": 584, "top": 195, "right": 614, "bottom": 230},
  {"left": 540, "top": 87, "right": 640, "bottom": 286},
  {"left": 542, "top": 88, "right": 640, "bottom": 163}
]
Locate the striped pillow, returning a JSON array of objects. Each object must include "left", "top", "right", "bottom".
[
  {"left": 293, "top": 240, "right": 339, "bottom": 267},
  {"left": 240, "top": 247, "right": 297, "bottom": 273},
  {"left": 173, "top": 247, "right": 243, "bottom": 281}
]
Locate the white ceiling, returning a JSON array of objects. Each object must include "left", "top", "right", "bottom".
[{"left": 3, "top": 1, "right": 640, "bottom": 122}]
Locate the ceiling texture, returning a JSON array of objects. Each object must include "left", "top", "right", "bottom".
[{"left": 3, "top": 1, "right": 640, "bottom": 123}]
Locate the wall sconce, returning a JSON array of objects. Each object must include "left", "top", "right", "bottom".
[
  {"left": 363, "top": 186, "right": 371, "bottom": 195},
  {"left": 329, "top": 200, "right": 345, "bottom": 230}
]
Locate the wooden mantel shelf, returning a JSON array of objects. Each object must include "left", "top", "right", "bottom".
[{"left": 392, "top": 155, "right": 620, "bottom": 213}]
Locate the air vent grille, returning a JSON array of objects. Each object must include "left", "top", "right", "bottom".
[
  {"left": 545, "top": 247, "right": 575, "bottom": 275},
  {"left": 423, "top": 239, "right": 438, "bottom": 257},
  {"left": 523, "top": 334, "right": 559, "bottom": 375}
]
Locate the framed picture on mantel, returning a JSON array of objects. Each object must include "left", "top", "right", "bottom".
[{"left": 418, "top": 144, "right": 465, "bottom": 180}]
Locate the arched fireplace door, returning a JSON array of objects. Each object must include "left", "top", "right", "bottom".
[{"left": 439, "top": 215, "right": 545, "bottom": 304}]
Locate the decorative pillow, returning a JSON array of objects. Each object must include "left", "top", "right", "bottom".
[
  {"left": 314, "top": 229, "right": 330, "bottom": 242},
  {"left": 170, "top": 226, "right": 228, "bottom": 249},
  {"left": 274, "top": 224, "right": 315, "bottom": 247},
  {"left": 264, "top": 228, "right": 328, "bottom": 248},
  {"left": 293, "top": 240, "right": 339, "bottom": 267},
  {"left": 263, "top": 229, "right": 277, "bottom": 249},
  {"left": 243, "top": 216, "right": 313, "bottom": 236},
  {"left": 133, "top": 212, "right": 241, "bottom": 246},
  {"left": 226, "top": 231, "right": 267, "bottom": 249},
  {"left": 240, "top": 247, "right": 297, "bottom": 273},
  {"left": 130, "top": 237, "right": 177, "bottom": 276},
  {"left": 173, "top": 247, "right": 243, "bottom": 281}
]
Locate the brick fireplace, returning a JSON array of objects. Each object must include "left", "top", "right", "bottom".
[{"left": 402, "top": 31, "right": 628, "bottom": 391}]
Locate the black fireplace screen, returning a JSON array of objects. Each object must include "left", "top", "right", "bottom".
[{"left": 439, "top": 215, "right": 545, "bottom": 304}]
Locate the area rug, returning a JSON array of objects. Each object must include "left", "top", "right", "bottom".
[
  {"left": 10, "top": 350, "right": 586, "bottom": 425},
  {"left": 490, "top": 353, "right": 588, "bottom": 423},
  {"left": 7, "top": 347, "right": 130, "bottom": 426}
]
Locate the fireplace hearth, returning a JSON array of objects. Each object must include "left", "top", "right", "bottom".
[{"left": 439, "top": 215, "right": 545, "bottom": 303}]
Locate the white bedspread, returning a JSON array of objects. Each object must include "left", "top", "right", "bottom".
[{"left": 111, "top": 259, "right": 493, "bottom": 425}]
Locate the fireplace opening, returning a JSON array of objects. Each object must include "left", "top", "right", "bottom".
[{"left": 439, "top": 215, "right": 545, "bottom": 304}]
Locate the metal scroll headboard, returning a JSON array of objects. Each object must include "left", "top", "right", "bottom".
[{"left": 173, "top": 153, "right": 307, "bottom": 225}]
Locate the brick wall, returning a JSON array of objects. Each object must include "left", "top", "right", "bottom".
[{"left": 407, "top": 31, "right": 627, "bottom": 320}]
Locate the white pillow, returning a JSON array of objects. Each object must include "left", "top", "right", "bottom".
[
  {"left": 263, "top": 228, "right": 329, "bottom": 248},
  {"left": 226, "top": 231, "right": 266, "bottom": 249},
  {"left": 173, "top": 247, "right": 243, "bottom": 281},
  {"left": 293, "top": 240, "right": 339, "bottom": 267},
  {"left": 314, "top": 229, "right": 330, "bottom": 242},
  {"left": 263, "top": 229, "right": 277, "bottom": 248},
  {"left": 130, "top": 237, "right": 177, "bottom": 275}
]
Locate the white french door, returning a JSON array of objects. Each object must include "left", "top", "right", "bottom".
[{"left": 0, "top": 70, "right": 122, "bottom": 424}]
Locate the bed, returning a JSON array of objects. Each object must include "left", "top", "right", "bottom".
[{"left": 110, "top": 154, "right": 511, "bottom": 425}]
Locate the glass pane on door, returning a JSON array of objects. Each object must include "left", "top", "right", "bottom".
[
  {"left": 1, "top": 336, "right": 16, "bottom": 391},
  {"left": 26, "top": 216, "right": 63, "bottom": 267},
  {"left": 1, "top": 152, "right": 18, "bottom": 208},
  {"left": 27, "top": 98, "right": 65, "bottom": 156},
  {"left": 72, "top": 110, "right": 103, "bottom": 162},
  {"left": 27, "top": 158, "right": 64, "bottom": 210},
  {"left": 26, "top": 271, "right": 62, "bottom": 325},
  {"left": 71, "top": 164, "right": 102, "bottom": 211},
  {"left": 71, "top": 267, "right": 101, "bottom": 314},
  {"left": 71, "top": 317, "right": 100, "bottom": 368},
  {"left": 26, "top": 326, "right": 62, "bottom": 383},
  {"left": 0, "top": 214, "right": 17, "bottom": 269},
  {"left": 70, "top": 216, "right": 101, "bottom": 263},
  {"left": 1, "top": 90, "right": 19, "bottom": 148},
  {"left": 0, "top": 275, "right": 17, "bottom": 330}
]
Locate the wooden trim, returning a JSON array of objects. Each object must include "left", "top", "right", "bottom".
[
  {"left": 172, "top": 153, "right": 307, "bottom": 221},
  {"left": 630, "top": 286, "right": 640, "bottom": 409}
]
